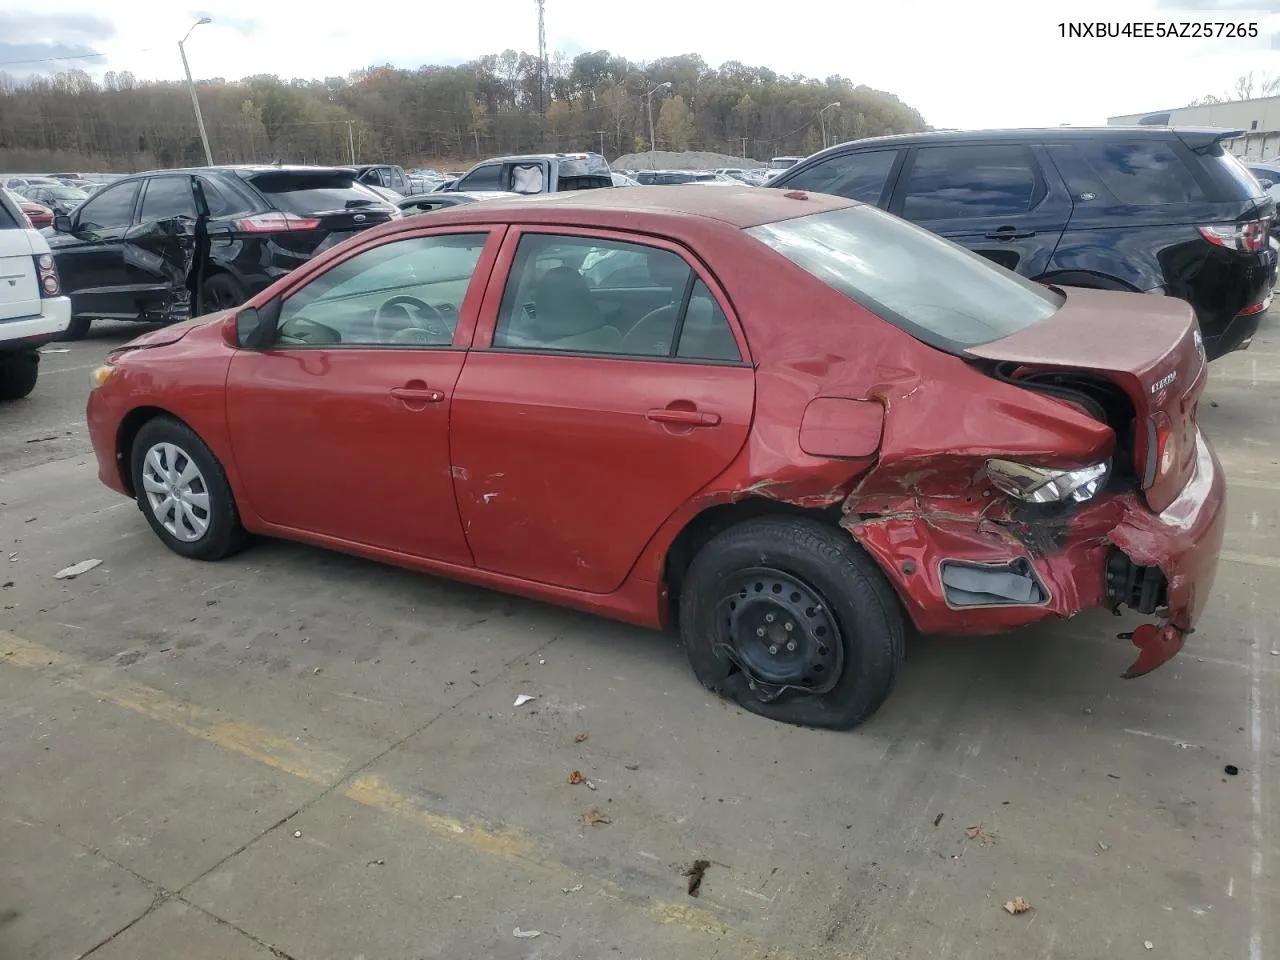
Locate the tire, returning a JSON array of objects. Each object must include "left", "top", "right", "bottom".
[
  {"left": 199, "top": 273, "right": 247, "bottom": 315},
  {"left": 129, "top": 416, "right": 248, "bottom": 561},
  {"left": 0, "top": 350, "right": 39, "bottom": 401},
  {"left": 56, "top": 315, "right": 91, "bottom": 341},
  {"left": 679, "top": 517, "right": 904, "bottom": 730}
]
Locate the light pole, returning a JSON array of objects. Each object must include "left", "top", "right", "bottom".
[
  {"left": 645, "top": 81, "right": 671, "bottom": 169},
  {"left": 818, "top": 102, "right": 840, "bottom": 149},
  {"left": 179, "top": 18, "right": 214, "bottom": 166}
]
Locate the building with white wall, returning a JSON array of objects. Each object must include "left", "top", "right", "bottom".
[{"left": 1108, "top": 96, "right": 1280, "bottom": 160}]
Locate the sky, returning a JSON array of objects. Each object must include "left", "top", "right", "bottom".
[{"left": 2, "top": 0, "right": 1280, "bottom": 128}]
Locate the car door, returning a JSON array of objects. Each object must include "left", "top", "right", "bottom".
[
  {"left": 47, "top": 178, "right": 142, "bottom": 320},
  {"left": 450, "top": 227, "right": 755, "bottom": 593},
  {"left": 887, "top": 142, "right": 1071, "bottom": 276},
  {"left": 225, "top": 227, "right": 504, "bottom": 564},
  {"left": 124, "top": 175, "right": 200, "bottom": 320},
  {"left": 455, "top": 163, "right": 503, "bottom": 192}
]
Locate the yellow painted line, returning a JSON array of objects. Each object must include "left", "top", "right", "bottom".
[
  {"left": 0, "top": 630, "right": 345, "bottom": 784},
  {"left": 1221, "top": 551, "right": 1280, "bottom": 570},
  {"left": 0, "top": 630, "right": 811, "bottom": 959}
]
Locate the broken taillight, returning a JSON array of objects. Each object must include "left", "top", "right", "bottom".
[
  {"left": 1199, "top": 218, "right": 1270, "bottom": 253},
  {"left": 236, "top": 212, "right": 323, "bottom": 233},
  {"left": 1143, "top": 412, "right": 1176, "bottom": 487}
]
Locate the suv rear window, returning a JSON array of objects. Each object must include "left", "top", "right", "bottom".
[
  {"left": 245, "top": 171, "right": 385, "bottom": 214},
  {"left": 1074, "top": 140, "right": 1206, "bottom": 204},
  {"left": 749, "top": 205, "right": 1062, "bottom": 350}
]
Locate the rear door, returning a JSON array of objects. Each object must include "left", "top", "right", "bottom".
[
  {"left": 48, "top": 178, "right": 142, "bottom": 320},
  {"left": 887, "top": 142, "right": 1071, "bottom": 276},
  {"left": 455, "top": 163, "right": 504, "bottom": 192},
  {"left": 450, "top": 227, "right": 754, "bottom": 593},
  {"left": 125, "top": 175, "right": 199, "bottom": 321},
  {"left": 0, "top": 197, "right": 39, "bottom": 323}
]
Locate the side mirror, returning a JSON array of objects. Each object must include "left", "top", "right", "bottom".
[
  {"left": 191, "top": 178, "right": 211, "bottom": 219},
  {"left": 53, "top": 213, "right": 72, "bottom": 233},
  {"left": 224, "top": 298, "right": 280, "bottom": 348}
]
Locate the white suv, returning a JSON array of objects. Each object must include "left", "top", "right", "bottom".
[{"left": 0, "top": 189, "right": 70, "bottom": 400}]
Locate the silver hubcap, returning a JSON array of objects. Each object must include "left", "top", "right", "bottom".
[{"left": 142, "top": 442, "right": 211, "bottom": 542}]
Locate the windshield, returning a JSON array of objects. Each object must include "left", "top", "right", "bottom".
[
  {"left": 769, "top": 158, "right": 800, "bottom": 170},
  {"left": 748, "top": 205, "right": 1063, "bottom": 350},
  {"left": 48, "top": 186, "right": 86, "bottom": 200}
]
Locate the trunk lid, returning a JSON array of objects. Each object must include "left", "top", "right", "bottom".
[
  {"left": 0, "top": 228, "right": 39, "bottom": 322},
  {"left": 968, "top": 287, "right": 1205, "bottom": 512}
]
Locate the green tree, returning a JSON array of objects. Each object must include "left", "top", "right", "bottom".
[{"left": 657, "top": 95, "right": 695, "bottom": 150}]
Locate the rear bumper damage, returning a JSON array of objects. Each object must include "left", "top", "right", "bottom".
[{"left": 842, "top": 429, "right": 1225, "bottom": 677}]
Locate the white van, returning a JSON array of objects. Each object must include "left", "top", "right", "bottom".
[{"left": 0, "top": 189, "right": 71, "bottom": 400}]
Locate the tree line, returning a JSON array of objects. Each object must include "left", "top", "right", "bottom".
[{"left": 0, "top": 50, "right": 927, "bottom": 173}]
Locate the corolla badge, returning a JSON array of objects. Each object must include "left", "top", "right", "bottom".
[{"left": 1151, "top": 370, "right": 1178, "bottom": 393}]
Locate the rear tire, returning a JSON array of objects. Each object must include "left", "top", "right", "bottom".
[
  {"left": 679, "top": 517, "right": 904, "bottom": 730},
  {"left": 56, "top": 315, "right": 91, "bottom": 341},
  {"left": 0, "top": 350, "right": 39, "bottom": 401},
  {"left": 199, "top": 274, "right": 247, "bottom": 315},
  {"left": 130, "top": 416, "right": 248, "bottom": 561}
]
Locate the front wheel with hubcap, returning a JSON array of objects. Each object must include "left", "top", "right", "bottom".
[
  {"left": 679, "top": 517, "right": 904, "bottom": 730},
  {"left": 130, "top": 416, "right": 248, "bottom": 560}
]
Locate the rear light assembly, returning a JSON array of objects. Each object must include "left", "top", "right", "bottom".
[
  {"left": 1143, "top": 412, "right": 1175, "bottom": 487},
  {"left": 32, "top": 252, "right": 60, "bottom": 297},
  {"left": 236, "top": 212, "right": 323, "bottom": 233},
  {"left": 1199, "top": 218, "right": 1271, "bottom": 253}
]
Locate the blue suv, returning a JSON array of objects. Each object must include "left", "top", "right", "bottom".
[{"left": 767, "top": 127, "right": 1275, "bottom": 359}]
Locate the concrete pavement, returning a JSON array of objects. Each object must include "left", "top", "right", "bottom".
[{"left": 0, "top": 318, "right": 1276, "bottom": 959}]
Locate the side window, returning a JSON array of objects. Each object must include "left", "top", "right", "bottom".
[
  {"left": 390, "top": 168, "right": 408, "bottom": 192},
  {"left": 140, "top": 176, "right": 197, "bottom": 221},
  {"left": 676, "top": 280, "right": 740, "bottom": 362},
  {"left": 76, "top": 180, "right": 141, "bottom": 231},
  {"left": 458, "top": 164, "right": 502, "bottom": 191},
  {"left": 1074, "top": 140, "right": 1205, "bottom": 204},
  {"left": 781, "top": 150, "right": 898, "bottom": 205},
  {"left": 510, "top": 164, "right": 547, "bottom": 194},
  {"left": 195, "top": 177, "right": 247, "bottom": 217},
  {"left": 491, "top": 235, "right": 738, "bottom": 361},
  {"left": 901, "top": 145, "right": 1040, "bottom": 221},
  {"left": 274, "top": 233, "right": 488, "bottom": 348}
]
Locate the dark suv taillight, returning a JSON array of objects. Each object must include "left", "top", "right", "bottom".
[
  {"left": 1199, "top": 218, "right": 1271, "bottom": 253},
  {"left": 32, "top": 252, "right": 60, "bottom": 297}
]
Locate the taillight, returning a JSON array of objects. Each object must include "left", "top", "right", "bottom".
[
  {"left": 1199, "top": 218, "right": 1271, "bottom": 253},
  {"left": 236, "top": 212, "right": 322, "bottom": 233},
  {"left": 1144, "top": 412, "right": 1174, "bottom": 487},
  {"left": 32, "top": 252, "right": 60, "bottom": 297}
]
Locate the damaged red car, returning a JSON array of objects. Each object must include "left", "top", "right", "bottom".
[{"left": 85, "top": 187, "right": 1226, "bottom": 729}]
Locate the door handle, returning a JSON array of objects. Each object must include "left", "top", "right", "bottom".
[
  {"left": 984, "top": 226, "right": 1035, "bottom": 240},
  {"left": 647, "top": 408, "right": 721, "bottom": 427},
  {"left": 390, "top": 385, "right": 445, "bottom": 403}
]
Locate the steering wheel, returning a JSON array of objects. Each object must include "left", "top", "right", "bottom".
[
  {"left": 619, "top": 305, "right": 679, "bottom": 356},
  {"left": 373, "top": 295, "right": 451, "bottom": 344}
]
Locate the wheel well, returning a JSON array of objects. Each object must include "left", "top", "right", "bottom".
[
  {"left": 115, "top": 406, "right": 174, "bottom": 496},
  {"left": 662, "top": 497, "right": 842, "bottom": 626},
  {"left": 1036, "top": 270, "right": 1140, "bottom": 293}
]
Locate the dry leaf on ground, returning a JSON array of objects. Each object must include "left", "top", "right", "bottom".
[
  {"left": 1004, "top": 896, "right": 1032, "bottom": 915},
  {"left": 568, "top": 769, "right": 584, "bottom": 785},
  {"left": 574, "top": 733, "right": 588, "bottom": 743},
  {"left": 583, "top": 809, "right": 611, "bottom": 826}
]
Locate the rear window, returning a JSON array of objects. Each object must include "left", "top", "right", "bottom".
[
  {"left": 246, "top": 171, "right": 385, "bottom": 214},
  {"left": 1215, "top": 149, "right": 1266, "bottom": 199},
  {"left": 1074, "top": 140, "right": 1206, "bottom": 204},
  {"left": 748, "top": 205, "right": 1063, "bottom": 350}
]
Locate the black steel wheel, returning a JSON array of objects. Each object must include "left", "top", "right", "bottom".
[{"left": 680, "top": 516, "right": 904, "bottom": 730}]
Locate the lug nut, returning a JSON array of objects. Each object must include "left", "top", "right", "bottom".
[
  {"left": 784, "top": 622, "right": 794, "bottom": 632},
  {"left": 768, "top": 645, "right": 778, "bottom": 655},
  {"left": 765, "top": 613, "right": 775, "bottom": 623},
  {"left": 786, "top": 641, "right": 797, "bottom": 652},
  {"left": 756, "top": 627, "right": 766, "bottom": 637}
]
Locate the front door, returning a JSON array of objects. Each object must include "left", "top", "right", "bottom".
[
  {"left": 889, "top": 143, "right": 1071, "bottom": 277},
  {"left": 225, "top": 228, "right": 502, "bottom": 565},
  {"left": 451, "top": 228, "right": 755, "bottom": 593},
  {"left": 48, "top": 178, "right": 142, "bottom": 320}
]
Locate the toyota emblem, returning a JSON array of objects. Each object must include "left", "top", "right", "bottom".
[{"left": 353, "top": 213, "right": 366, "bottom": 222}]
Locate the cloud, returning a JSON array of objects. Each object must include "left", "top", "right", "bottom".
[
  {"left": 0, "top": 42, "right": 106, "bottom": 72},
  {"left": 0, "top": 11, "right": 114, "bottom": 45}
]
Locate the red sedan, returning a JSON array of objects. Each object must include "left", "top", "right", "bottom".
[
  {"left": 4, "top": 190, "right": 52, "bottom": 229},
  {"left": 86, "top": 187, "right": 1225, "bottom": 728}
]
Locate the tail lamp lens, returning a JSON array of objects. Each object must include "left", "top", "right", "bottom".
[{"left": 32, "top": 252, "right": 60, "bottom": 297}]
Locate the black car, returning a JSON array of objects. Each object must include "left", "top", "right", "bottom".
[
  {"left": 768, "top": 127, "right": 1276, "bottom": 360},
  {"left": 46, "top": 165, "right": 398, "bottom": 340},
  {"left": 632, "top": 170, "right": 716, "bottom": 185}
]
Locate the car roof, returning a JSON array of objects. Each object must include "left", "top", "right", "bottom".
[
  {"left": 112, "top": 165, "right": 360, "bottom": 179},
  {"left": 475, "top": 152, "right": 607, "bottom": 164},
  {"left": 825, "top": 126, "right": 1239, "bottom": 147},
  {"left": 378, "top": 184, "right": 853, "bottom": 231}
]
